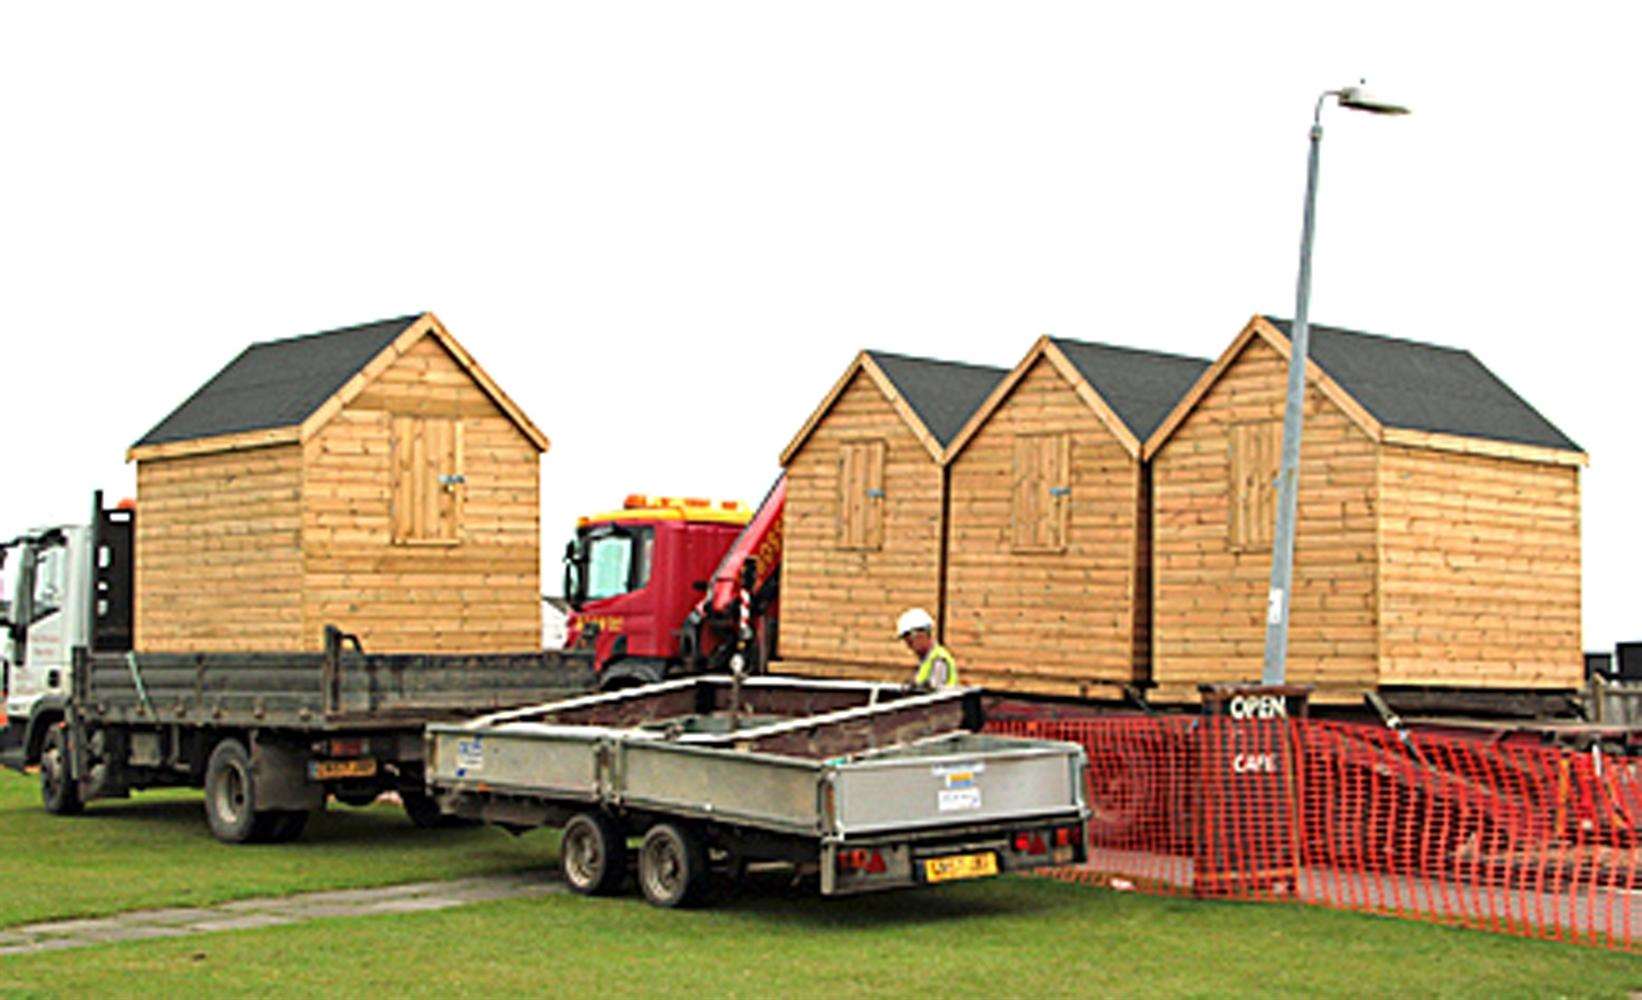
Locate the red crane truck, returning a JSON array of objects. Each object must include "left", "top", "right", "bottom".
[{"left": 561, "top": 477, "right": 785, "bottom": 689}]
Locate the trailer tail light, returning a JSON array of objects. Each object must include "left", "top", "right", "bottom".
[
  {"left": 837, "top": 848, "right": 886, "bottom": 874},
  {"left": 1012, "top": 831, "right": 1048, "bottom": 854}
]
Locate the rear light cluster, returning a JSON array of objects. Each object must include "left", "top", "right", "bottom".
[
  {"left": 836, "top": 848, "right": 887, "bottom": 874},
  {"left": 1013, "top": 831, "right": 1048, "bottom": 854},
  {"left": 1013, "top": 826, "right": 1080, "bottom": 854}
]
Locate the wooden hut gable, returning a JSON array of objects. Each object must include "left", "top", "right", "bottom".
[
  {"left": 948, "top": 336, "right": 1211, "bottom": 463},
  {"left": 781, "top": 351, "right": 1005, "bottom": 467}
]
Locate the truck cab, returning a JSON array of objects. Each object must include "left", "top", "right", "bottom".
[
  {"left": 563, "top": 495, "right": 753, "bottom": 687},
  {"left": 0, "top": 498, "right": 134, "bottom": 769}
]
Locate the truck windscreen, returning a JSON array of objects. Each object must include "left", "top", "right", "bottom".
[{"left": 570, "top": 526, "right": 655, "bottom": 605}]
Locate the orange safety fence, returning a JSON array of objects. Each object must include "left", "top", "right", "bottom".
[{"left": 985, "top": 715, "right": 1641, "bottom": 950}]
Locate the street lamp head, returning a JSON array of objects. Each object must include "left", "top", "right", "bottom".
[{"left": 1337, "top": 83, "right": 1410, "bottom": 116}]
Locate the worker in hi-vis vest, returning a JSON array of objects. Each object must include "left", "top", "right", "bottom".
[{"left": 896, "top": 607, "right": 959, "bottom": 689}]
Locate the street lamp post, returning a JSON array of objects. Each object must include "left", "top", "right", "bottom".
[{"left": 1261, "top": 83, "right": 1408, "bottom": 687}]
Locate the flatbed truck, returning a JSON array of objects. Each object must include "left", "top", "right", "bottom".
[{"left": 0, "top": 494, "right": 594, "bottom": 842}]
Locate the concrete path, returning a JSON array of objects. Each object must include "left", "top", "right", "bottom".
[{"left": 0, "top": 872, "right": 561, "bottom": 956}]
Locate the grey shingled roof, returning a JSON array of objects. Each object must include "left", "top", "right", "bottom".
[
  {"left": 865, "top": 351, "right": 1008, "bottom": 449},
  {"left": 1049, "top": 338, "right": 1211, "bottom": 443},
  {"left": 1266, "top": 318, "right": 1579, "bottom": 453},
  {"left": 134, "top": 315, "right": 420, "bottom": 448}
]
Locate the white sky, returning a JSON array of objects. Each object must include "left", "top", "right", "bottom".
[{"left": 2, "top": 3, "right": 1636, "bottom": 651}]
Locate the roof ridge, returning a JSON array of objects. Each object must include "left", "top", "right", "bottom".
[
  {"left": 1264, "top": 315, "right": 1476, "bottom": 357},
  {"left": 865, "top": 348, "right": 1008, "bottom": 373},
  {"left": 1048, "top": 336, "right": 1211, "bottom": 365},
  {"left": 247, "top": 313, "right": 424, "bottom": 349}
]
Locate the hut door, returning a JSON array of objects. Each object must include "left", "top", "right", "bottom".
[
  {"left": 1228, "top": 421, "right": 1280, "bottom": 551},
  {"left": 837, "top": 439, "right": 886, "bottom": 550},
  {"left": 391, "top": 416, "right": 464, "bottom": 544},
  {"left": 1011, "top": 432, "right": 1069, "bottom": 552}
]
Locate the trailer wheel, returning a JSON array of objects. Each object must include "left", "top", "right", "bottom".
[
  {"left": 204, "top": 739, "right": 265, "bottom": 843},
  {"left": 40, "top": 726, "right": 83, "bottom": 816},
  {"left": 400, "top": 786, "right": 444, "bottom": 828},
  {"left": 561, "top": 812, "right": 628, "bottom": 896},
  {"left": 638, "top": 823, "right": 709, "bottom": 908},
  {"left": 397, "top": 786, "right": 477, "bottom": 829}
]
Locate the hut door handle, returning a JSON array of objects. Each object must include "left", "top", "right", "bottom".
[
  {"left": 1048, "top": 486, "right": 1070, "bottom": 498},
  {"left": 865, "top": 488, "right": 885, "bottom": 499},
  {"left": 439, "top": 474, "right": 466, "bottom": 487}
]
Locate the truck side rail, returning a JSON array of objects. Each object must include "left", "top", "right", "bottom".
[{"left": 76, "top": 641, "right": 597, "bottom": 729}]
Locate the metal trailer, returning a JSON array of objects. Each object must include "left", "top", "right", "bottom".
[{"left": 426, "top": 676, "right": 1090, "bottom": 907}]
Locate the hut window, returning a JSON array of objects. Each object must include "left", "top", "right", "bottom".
[
  {"left": 1011, "top": 432, "right": 1070, "bottom": 553},
  {"left": 391, "top": 415, "right": 464, "bottom": 545},
  {"left": 1228, "top": 421, "right": 1280, "bottom": 551},
  {"left": 836, "top": 439, "right": 886, "bottom": 551}
]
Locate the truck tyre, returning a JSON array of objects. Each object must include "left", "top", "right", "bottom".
[
  {"left": 638, "top": 823, "right": 709, "bottom": 908},
  {"left": 205, "top": 739, "right": 265, "bottom": 844},
  {"left": 561, "top": 812, "right": 628, "bottom": 896},
  {"left": 40, "top": 726, "right": 83, "bottom": 816}
]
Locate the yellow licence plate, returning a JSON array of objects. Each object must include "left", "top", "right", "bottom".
[
  {"left": 312, "top": 758, "right": 377, "bottom": 780},
  {"left": 923, "top": 852, "right": 999, "bottom": 884}
]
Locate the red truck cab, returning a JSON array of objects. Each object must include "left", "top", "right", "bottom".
[{"left": 564, "top": 495, "right": 753, "bottom": 687}]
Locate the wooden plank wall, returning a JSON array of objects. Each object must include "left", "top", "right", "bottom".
[
  {"left": 1377, "top": 446, "right": 1581, "bottom": 688},
  {"left": 778, "top": 371, "right": 942, "bottom": 672},
  {"left": 134, "top": 444, "right": 305, "bottom": 651},
  {"left": 301, "top": 335, "right": 540, "bottom": 653},
  {"left": 1150, "top": 338, "right": 1379, "bottom": 701},
  {"left": 945, "top": 357, "right": 1143, "bottom": 694}
]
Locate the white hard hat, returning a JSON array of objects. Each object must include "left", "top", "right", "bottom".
[{"left": 896, "top": 607, "right": 935, "bottom": 638}]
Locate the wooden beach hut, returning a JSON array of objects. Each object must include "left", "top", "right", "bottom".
[
  {"left": 128, "top": 312, "right": 550, "bottom": 654},
  {"left": 775, "top": 350, "right": 1006, "bottom": 674},
  {"left": 1143, "top": 314, "right": 1585, "bottom": 703},
  {"left": 942, "top": 336, "right": 1209, "bottom": 697}
]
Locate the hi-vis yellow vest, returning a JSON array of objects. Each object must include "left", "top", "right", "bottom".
[{"left": 915, "top": 645, "right": 960, "bottom": 688}]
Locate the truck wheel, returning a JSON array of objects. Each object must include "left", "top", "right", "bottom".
[
  {"left": 204, "top": 739, "right": 264, "bottom": 843},
  {"left": 638, "top": 823, "right": 709, "bottom": 908},
  {"left": 40, "top": 727, "right": 83, "bottom": 816},
  {"left": 561, "top": 812, "right": 628, "bottom": 896}
]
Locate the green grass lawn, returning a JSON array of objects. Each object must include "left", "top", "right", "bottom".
[
  {"left": 0, "top": 769, "right": 1636, "bottom": 997},
  {"left": 0, "top": 769, "right": 549, "bottom": 927},
  {"left": 0, "top": 874, "right": 1637, "bottom": 998}
]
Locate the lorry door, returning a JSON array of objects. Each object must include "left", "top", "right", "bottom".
[
  {"left": 8, "top": 537, "right": 74, "bottom": 719},
  {"left": 577, "top": 523, "right": 662, "bottom": 663}
]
